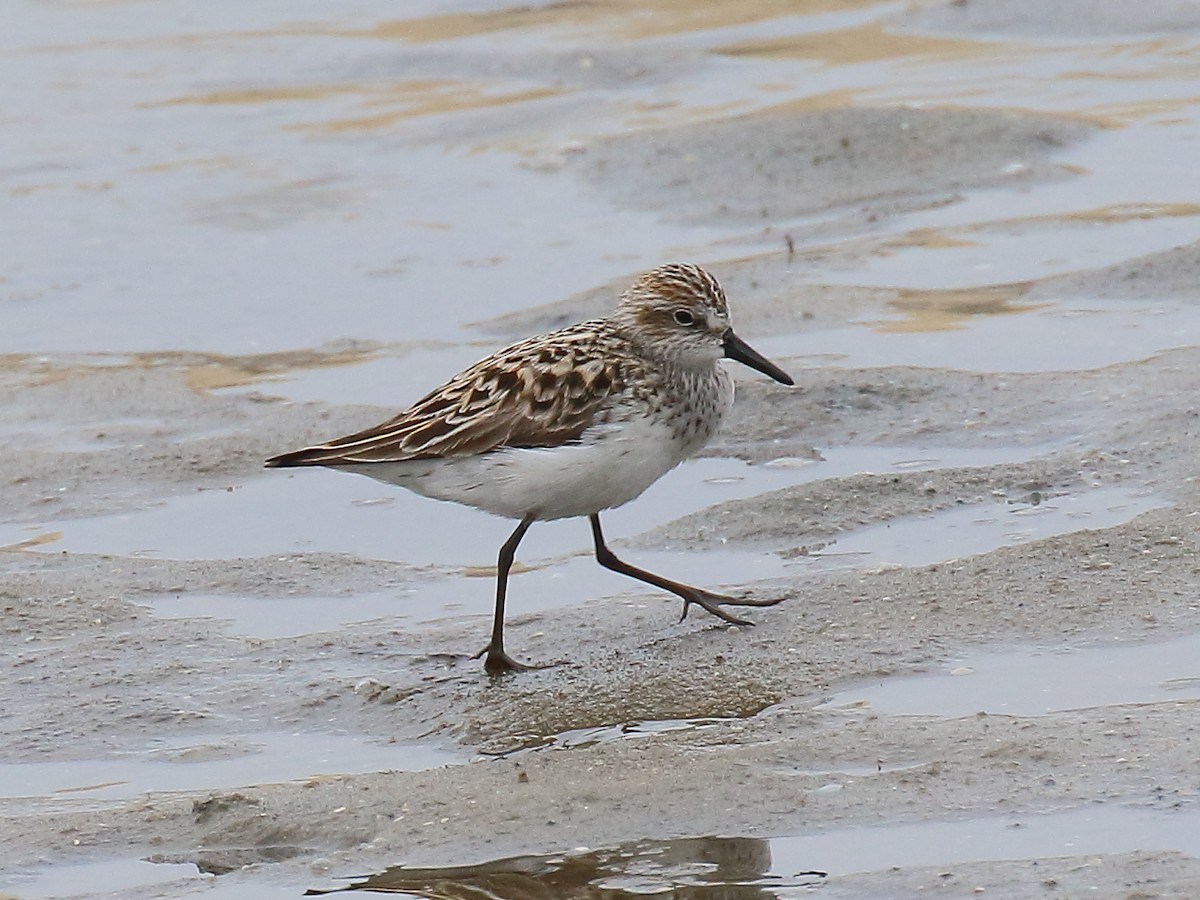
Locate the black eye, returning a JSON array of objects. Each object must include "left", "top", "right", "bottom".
[{"left": 673, "top": 309, "right": 696, "bottom": 326}]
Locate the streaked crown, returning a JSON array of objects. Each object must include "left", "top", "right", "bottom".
[{"left": 620, "top": 263, "right": 728, "bottom": 317}]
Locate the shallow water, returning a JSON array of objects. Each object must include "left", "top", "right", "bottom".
[
  {"left": 502, "top": 716, "right": 733, "bottom": 755},
  {"left": 5, "top": 1, "right": 1200, "bottom": 360},
  {"left": 819, "top": 630, "right": 1200, "bottom": 717},
  {"left": 0, "top": 730, "right": 463, "bottom": 806},
  {"left": 125, "top": 480, "right": 1163, "bottom": 638},
  {"left": 0, "top": 436, "right": 1134, "bottom": 643},
  {"left": 271, "top": 806, "right": 1200, "bottom": 896},
  {"left": 9, "top": 858, "right": 202, "bottom": 900},
  {"left": 0, "top": 438, "right": 1154, "bottom": 648},
  {"left": 0, "top": 441, "right": 1062, "bottom": 562},
  {"left": 814, "top": 483, "right": 1166, "bottom": 568},
  {"left": 224, "top": 295, "right": 1200, "bottom": 402},
  {"left": 771, "top": 804, "right": 1200, "bottom": 880},
  {"left": 10, "top": 803, "right": 1200, "bottom": 898},
  {"left": 750, "top": 298, "right": 1200, "bottom": 374}
]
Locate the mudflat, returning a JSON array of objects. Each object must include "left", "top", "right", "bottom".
[{"left": 4, "top": 1, "right": 1200, "bottom": 898}]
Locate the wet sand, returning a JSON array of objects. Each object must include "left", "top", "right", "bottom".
[{"left": 4, "top": 1, "right": 1200, "bottom": 898}]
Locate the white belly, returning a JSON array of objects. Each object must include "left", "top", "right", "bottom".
[{"left": 337, "top": 414, "right": 692, "bottom": 521}]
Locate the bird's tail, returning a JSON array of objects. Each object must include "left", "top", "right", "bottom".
[{"left": 264, "top": 446, "right": 340, "bottom": 468}]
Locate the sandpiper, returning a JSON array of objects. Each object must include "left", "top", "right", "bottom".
[{"left": 266, "top": 263, "right": 794, "bottom": 673}]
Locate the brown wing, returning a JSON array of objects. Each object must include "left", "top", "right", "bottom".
[{"left": 265, "top": 325, "right": 627, "bottom": 467}]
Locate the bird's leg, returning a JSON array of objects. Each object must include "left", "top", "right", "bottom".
[
  {"left": 588, "top": 514, "right": 784, "bottom": 624},
  {"left": 472, "top": 514, "right": 536, "bottom": 675}
]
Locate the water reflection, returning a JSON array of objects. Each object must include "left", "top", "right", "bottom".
[{"left": 306, "top": 836, "right": 824, "bottom": 898}]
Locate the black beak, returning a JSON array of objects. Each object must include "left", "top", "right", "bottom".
[{"left": 723, "top": 329, "right": 794, "bottom": 385}]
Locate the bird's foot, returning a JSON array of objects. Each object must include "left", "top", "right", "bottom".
[
  {"left": 472, "top": 643, "right": 539, "bottom": 676},
  {"left": 678, "top": 589, "right": 785, "bottom": 624}
]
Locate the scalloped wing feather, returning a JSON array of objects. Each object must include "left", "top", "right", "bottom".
[{"left": 266, "top": 324, "right": 629, "bottom": 467}]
